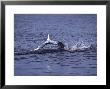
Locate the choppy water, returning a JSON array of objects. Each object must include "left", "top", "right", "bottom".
[{"left": 14, "top": 14, "right": 97, "bottom": 76}]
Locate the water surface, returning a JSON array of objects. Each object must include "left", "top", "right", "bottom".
[{"left": 14, "top": 14, "right": 97, "bottom": 76}]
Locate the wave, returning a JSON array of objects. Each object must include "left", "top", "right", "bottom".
[{"left": 14, "top": 41, "right": 96, "bottom": 55}]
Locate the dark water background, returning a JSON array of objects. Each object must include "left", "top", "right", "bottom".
[{"left": 14, "top": 14, "right": 97, "bottom": 76}]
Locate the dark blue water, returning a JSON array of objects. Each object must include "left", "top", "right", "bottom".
[{"left": 14, "top": 14, "right": 97, "bottom": 76}]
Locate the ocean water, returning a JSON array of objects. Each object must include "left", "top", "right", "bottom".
[{"left": 14, "top": 14, "right": 97, "bottom": 76}]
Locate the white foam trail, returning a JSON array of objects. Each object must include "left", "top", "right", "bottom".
[
  {"left": 64, "top": 43, "right": 70, "bottom": 50},
  {"left": 65, "top": 41, "right": 91, "bottom": 51}
]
